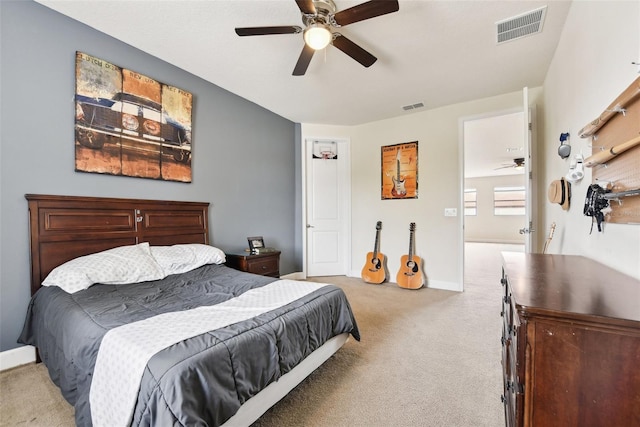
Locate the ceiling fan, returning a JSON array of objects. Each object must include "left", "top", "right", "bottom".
[
  {"left": 235, "top": 0, "right": 399, "bottom": 76},
  {"left": 494, "top": 157, "right": 525, "bottom": 170}
]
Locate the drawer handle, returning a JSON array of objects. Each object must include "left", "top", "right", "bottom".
[{"left": 262, "top": 265, "right": 267, "bottom": 269}]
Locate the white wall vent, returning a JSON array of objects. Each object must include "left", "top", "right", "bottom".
[
  {"left": 402, "top": 102, "right": 424, "bottom": 111},
  {"left": 496, "top": 6, "right": 547, "bottom": 44}
]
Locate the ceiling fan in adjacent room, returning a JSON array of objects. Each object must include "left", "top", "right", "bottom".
[
  {"left": 494, "top": 157, "right": 525, "bottom": 170},
  {"left": 235, "top": 0, "right": 399, "bottom": 76}
]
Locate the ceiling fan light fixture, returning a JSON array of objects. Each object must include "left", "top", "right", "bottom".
[
  {"left": 304, "top": 23, "right": 332, "bottom": 50},
  {"left": 514, "top": 158, "right": 525, "bottom": 170}
]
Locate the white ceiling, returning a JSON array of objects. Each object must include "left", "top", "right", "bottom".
[
  {"left": 464, "top": 111, "right": 526, "bottom": 178},
  {"left": 35, "top": 0, "right": 572, "bottom": 175}
]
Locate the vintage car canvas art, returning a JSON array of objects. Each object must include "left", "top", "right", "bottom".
[{"left": 75, "top": 52, "right": 193, "bottom": 182}]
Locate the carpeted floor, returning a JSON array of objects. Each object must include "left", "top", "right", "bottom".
[{"left": 0, "top": 243, "right": 520, "bottom": 426}]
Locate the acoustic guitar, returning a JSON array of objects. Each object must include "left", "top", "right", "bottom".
[
  {"left": 391, "top": 149, "right": 406, "bottom": 197},
  {"left": 361, "top": 221, "right": 386, "bottom": 284},
  {"left": 396, "top": 222, "right": 424, "bottom": 289},
  {"left": 542, "top": 222, "right": 556, "bottom": 254}
]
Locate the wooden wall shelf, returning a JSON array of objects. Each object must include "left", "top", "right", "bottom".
[{"left": 580, "top": 77, "right": 640, "bottom": 225}]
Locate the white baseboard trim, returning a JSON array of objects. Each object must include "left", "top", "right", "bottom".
[
  {"left": 348, "top": 270, "right": 460, "bottom": 292},
  {"left": 1, "top": 345, "right": 36, "bottom": 371},
  {"left": 426, "top": 279, "right": 462, "bottom": 292},
  {"left": 280, "top": 272, "right": 305, "bottom": 280},
  {"left": 464, "top": 239, "right": 525, "bottom": 245}
]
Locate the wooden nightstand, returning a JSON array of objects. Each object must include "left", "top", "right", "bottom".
[{"left": 225, "top": 251, "right": 281, "bottom": 278}]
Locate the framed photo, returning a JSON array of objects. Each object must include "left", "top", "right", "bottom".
[{"left": 247, "top": 236, "right": 265, "bottom": 253}]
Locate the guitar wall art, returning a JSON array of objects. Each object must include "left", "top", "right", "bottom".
[{"left": 381, "top": 141, "right": 418, "bottom": 199}]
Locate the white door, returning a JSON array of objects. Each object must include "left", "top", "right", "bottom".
[
  {"left": 304, "top": 138, "right": 350, "bottom": 276},
  {"left": 521, "top": 87, "right": 537, "bottom": 253}
]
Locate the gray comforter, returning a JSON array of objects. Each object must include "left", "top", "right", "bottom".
[{"left": 18, "top": 264, "right": 360, "bottom": 426}]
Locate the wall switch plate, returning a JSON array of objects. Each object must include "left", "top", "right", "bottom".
[{"left": 444, "top": 208, "right": 457, "bottom": 217}]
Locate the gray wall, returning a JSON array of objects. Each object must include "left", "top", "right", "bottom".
[{"left": 0, "top": 1, "right": 300, "bottom": 351}]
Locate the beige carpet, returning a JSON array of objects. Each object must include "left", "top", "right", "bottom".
[{"left": 0, "top": 243, "right": 517, "bottom": 426}]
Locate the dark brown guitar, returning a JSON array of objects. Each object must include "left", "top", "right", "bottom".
[
  {"left": 396, "top": 222, "right": 424, "bottom": 289},
  {"left": 361, "top": 221, "right": 386, "bottom": 284}
]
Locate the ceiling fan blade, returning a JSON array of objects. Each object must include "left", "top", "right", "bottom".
[
  {"left": 293, "top": 44, "right": 315, "bottom": 76},
  {"left": 332, "top": 34, "right": 377, "bottom": 67},
  {"left": 295, "top": 0, "right": 316, "bottom": 15},
  {"left": 235, "top": 26, "right": 302, "bottom": 36},
  {"left": 333, "top": 0, "right": 399, "bottom": 26}
]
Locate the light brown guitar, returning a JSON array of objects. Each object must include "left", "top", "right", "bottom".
[
  {"left": 361, "top": 221, "right": 386, "bottom": 284},
  {"left": 396, "top": 222, "right": 424, "bottom": 289},
  {"left": 542, "top": 222, "right": 556, "bottom": 254}
]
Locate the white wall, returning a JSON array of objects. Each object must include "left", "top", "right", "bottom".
[
  {"left": 541, "top": 0, "right": 640, "bottom": 279},
  {"left": 304, "top": 2, "right": 640, "bottom": 287},
  {"left": 464, "top": 175, "right": 526, "bottom": 244},
  {"left": 302, "top": 88, "right": 541, "bottom": 291}
]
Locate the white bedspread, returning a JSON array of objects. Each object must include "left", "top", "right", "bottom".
[{"left": 89, "top": 280, "right": 326, "bottom": 427}]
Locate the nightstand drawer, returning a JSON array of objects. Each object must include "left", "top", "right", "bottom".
[
  {"left": 246, "top": 257, "right": 278, "bottom": 275},
  {"left": 225, "top": 251, "right": 280, "bottom": 278}
]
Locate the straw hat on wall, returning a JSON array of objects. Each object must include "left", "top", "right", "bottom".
[{"left": 548, "top": 178, "right": 571, "bottom": 210}]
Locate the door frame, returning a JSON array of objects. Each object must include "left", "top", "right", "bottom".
[
  {"left": 522, "top": 88, "right": 538, "bottom": 253},
  {"left": 301, "top": 137, "right": 351, "bottom": 278},
  {"left": 458, "top": 101, "right": 536, "bottom": 289}
]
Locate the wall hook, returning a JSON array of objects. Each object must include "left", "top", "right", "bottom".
[
  {"left": 587, "top": 134, "right": 605, "bottom": 149},
  {"left": 604, "top": 106, "right": 626, "bottom": 116}
]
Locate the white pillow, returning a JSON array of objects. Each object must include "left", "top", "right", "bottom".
[
  {"left": 42, "top": 242, "right": 165, "bottom": 294},
  {"left": 150, "top": 244, "right": 226, "bottom": 276}
]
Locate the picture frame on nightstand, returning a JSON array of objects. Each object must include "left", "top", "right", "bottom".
[{"left": 247, "top": 236, "right": 265, "bottom": 253}]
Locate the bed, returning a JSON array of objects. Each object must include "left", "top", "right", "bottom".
[{"left": 18, "top": 194, "right": 360, "bottom": 427}]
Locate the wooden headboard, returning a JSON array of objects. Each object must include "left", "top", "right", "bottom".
[{"left": 26, "top": 194, "right": 209, "bottom": 296}]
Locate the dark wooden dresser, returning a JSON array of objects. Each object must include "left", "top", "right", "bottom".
[
  {"left": 500, "top": 252, "right": 640, "bottom": 427},
  {"left": 225, "top": 251, "right": 280, "bottom": 278}
]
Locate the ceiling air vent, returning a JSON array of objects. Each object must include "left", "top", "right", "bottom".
[
  {"left": 496, "top": 6, "right": 547, "bottom": 44},
  {"left": 402, "top": 102, "right": 424, "bottom": 111}
]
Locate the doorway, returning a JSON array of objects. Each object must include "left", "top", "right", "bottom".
[{"left": 460, "top": 102, "right": 534, "bottom": 287}]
